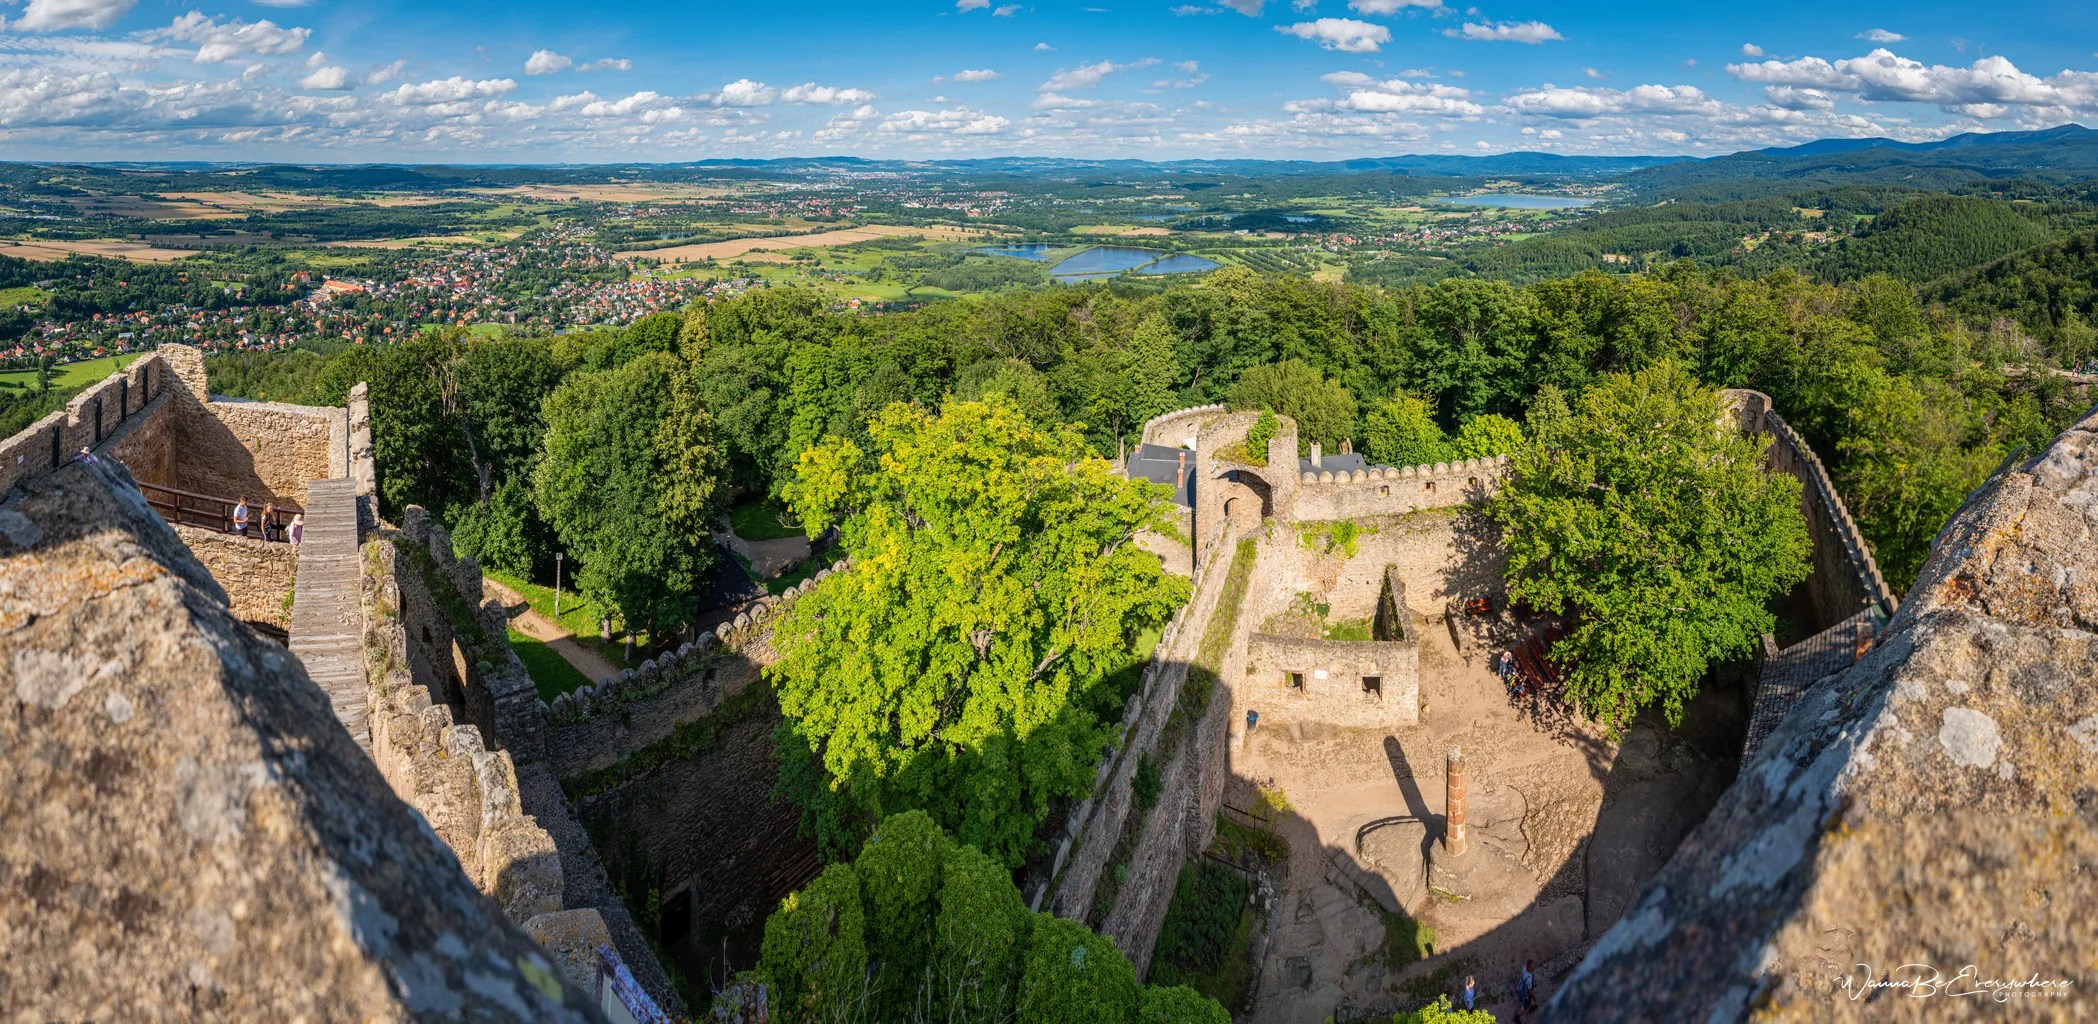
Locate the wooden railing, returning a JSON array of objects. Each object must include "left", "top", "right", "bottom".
[{"left": 137, "top": 481, "right": 303, "bottom": 540}]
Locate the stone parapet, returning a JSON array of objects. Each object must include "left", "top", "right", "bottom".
[
  {"left": 0, "top": 350, "right": 170, "bottom": 498},
  {"left": 1552, "top": 402, "right": 2098, "bottom": 1022},
  {"left": 171, "top": 524, "right": 298, "bottom": 630}
]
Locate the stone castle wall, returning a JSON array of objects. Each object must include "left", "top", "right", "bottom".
[
  {"left": 1244, "top": 570, "right": 1422, "bottom": 729},
  {"left": 171, "top": 524, "right": 298, "bottom": 630},
  {"left": 362, "top": 532, "right": 563, "bottom": 925},
  {"left": 542, "top": 563, "right": 842, "bottom": 780},
  {"left": 1140, "top": 403, "right": 1230, "bottom": 448},
  {"left": 1034, "top": 528, "right": 1235, "bottom": 966},
  {"left": 0, "top": 351, "right": 170, "bottom": 498},
  {"left": 1289, "top": 456, "right": 1512, "bottom": 523},
  {"left": 180, "top": 398, "right": 345, "bottom": 508}
]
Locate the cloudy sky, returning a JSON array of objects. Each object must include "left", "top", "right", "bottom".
[{"left": 0, "top": 0, "right": 2093, "bottom": 162}]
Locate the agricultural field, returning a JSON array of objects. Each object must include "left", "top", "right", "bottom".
[
  {"left": 636, "top": 223, "right": 994, "bottom": 263},
  {"left": 0, "top": 238, "right": 199, "bottom": 262}
]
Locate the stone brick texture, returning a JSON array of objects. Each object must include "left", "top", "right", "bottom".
[
  {"left": 0, "top": 455, "right": 600, "bottom": 1020},
  {"left": 1553, "top": 403, "right": 2098, "bottom": 1021},
  {"left": 171, "top": 523, "right": 298, "bottom": 630}
]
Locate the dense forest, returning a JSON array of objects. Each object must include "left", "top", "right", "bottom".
[{"left": 210, "top": 262, "right": 2089, "bottom": 616}]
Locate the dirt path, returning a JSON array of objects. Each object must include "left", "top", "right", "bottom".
[{"left": 483, "top": 578, "right": 619, "bottom": 683}]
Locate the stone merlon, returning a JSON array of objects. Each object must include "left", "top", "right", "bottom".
[
  {"left": 1552, "top": 402, "right": 2098, "bottom": 1021},
  {"left": 0, "top": 457, "right": 603, "bottom": 1021}
]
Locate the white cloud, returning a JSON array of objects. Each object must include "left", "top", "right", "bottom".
[
  {"left": 1032, "top": 91, "right": 1102, "bottom": 110},
  {"left": 1447, "top": 21, "right": 1563, "bottom": 44},
  {"left": 12, "top": 0, "right": 137, "bottom": 33},
  {"left": 524, "top": 49, "right": 572, "bottom": 75},
  {"left": 299, "top": 64, "right": 351, "bottom": 91},
  {"left": 715, "top": 78, "right": 778, "bottom": 106},
  {"left": 1503, "top": 83, "right": 1721, "bottom": 119},
  {"left": 580, "top": 57, "right": 632, "bottom": 72},
  {"left": 1741, "top": 43, "right": 1764, "bottom": 58},
  {"left": 993, "top": 4, "right": 1019, "bottom": 14},
  {"left": 251, "top": 0, "right": 312, "bottom": 6},
  {"left": 1034, "top": 41, "right": 1055, "bottom": 52},
  {"left": 1857, "top": 28, "right": 1905, "bottom": 43},
  {"left": 1726, "top": 48, "right": 2098, "bottom": 121},
  {"left": 1337, "top": 78, "right": 1483, "bottom": 117},
  {"left": 1349, "top": 0, "right": 1442, "bottom": 12},
  {"left": 147, "top": 13, "right": 312, "bottom": 64},
  {"left": 364, "top": 60, "right": 407, "bottom": 85},
  {"left": 1217, "top": 0, "right": 1264, "bottom": 12},
  {"left": 1583, "top": 66, "right": 1604, "bottom": 79},
  {"left": 1040, "top": 58, "right": 1157, "bottom": 91},
  {"left": 1276, "top": 18, "right": 1391, "bottom": 54},
  {"left": 878, "top": 106, "right": 1009, "bottom": 135},
  {"left": 780, "top": 82, "right": 876, "bottom": 104},
  {"left": 952, "top": 68, "right": 1001, "bottom": 82},
  {"left": 1764, "top": 85, "right": 1834, "bottom": 110},
  {"left": 385, "top": 76, "right": 516, "bottom": 105}
]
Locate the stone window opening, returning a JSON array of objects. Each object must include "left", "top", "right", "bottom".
[
  {"left": 1363, "top": 675, "right": 1382, "bottom": 698},
  {"left": 1468, "top": 477, "right": 1479, "bottom": 488},
  {"left": 1286, "top": 671, "right": 1305, "bottom": 691},
  {"left": 1379, "top": 485, "right": 1390, "bottom": 496},
  {"left": 421, "top": 625, "right": 432, "bottom": 645},
  {"left": 1423, "top": 481, "right": 1436, "bottom": 495}
]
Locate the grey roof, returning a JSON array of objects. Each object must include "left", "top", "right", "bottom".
[
  {"left": 1126, "top": 443, "right": 1195, "bottom": 507},
  {"left": 1300, "top": 451, "right": 1370, "bottom": 476}
]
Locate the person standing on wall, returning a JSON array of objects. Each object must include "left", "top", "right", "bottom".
[
  {"left": 261, "top": 502, "right": 278, "bottom": 543},
  {"left": 232, "top": 497, "right": 250, "bottom": 538},
  {"left": 289, "top": 513, "right": 304, "bottom": 546}
]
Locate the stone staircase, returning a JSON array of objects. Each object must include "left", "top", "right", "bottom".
[{"left": 288, "top": 478, "right": 369, "bottom": 747}]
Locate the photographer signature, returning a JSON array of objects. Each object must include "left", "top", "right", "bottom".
[{"left": 1837, "top": 963, "right": 2074, "bottom": 1003}]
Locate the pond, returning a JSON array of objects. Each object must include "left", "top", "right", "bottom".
[
  {"left": 971, "top": 242, "right": 1058, "bottom": 260},
  {"left": 1440, "top": 193, "right": 1599, "bottom": 209},
  {"left": 968, "top": 244, "right": 1222, "bottom": 282}
]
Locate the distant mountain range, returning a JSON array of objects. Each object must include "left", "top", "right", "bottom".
[
  {"left": 8, "top": 125, "right": 2095, "bottom": 195},
  {"left": 1623, "top": 124, "right": 2098, "bottom": 199}
]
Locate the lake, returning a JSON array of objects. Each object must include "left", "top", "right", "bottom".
[
  {"left": 969, "top": 244, "right": 1221, "bottom": 282},
  {"left": 1441, "top": 193, "right": 1598, "bottom": 210}
]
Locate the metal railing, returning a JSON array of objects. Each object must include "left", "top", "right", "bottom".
[{"left": 137, "top": 481, "right": 303, "bottom": 540}]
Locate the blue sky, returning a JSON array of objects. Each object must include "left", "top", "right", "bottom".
[{"left": 0, "top": 0, "right": 2092, "bottom": 161}]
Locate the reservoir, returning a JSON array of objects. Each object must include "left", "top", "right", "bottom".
[{"left": 969, "top": 244, "right": 1221, "bottom": 282}]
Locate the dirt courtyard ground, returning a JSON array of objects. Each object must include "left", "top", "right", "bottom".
[{"left": 1231, "top": 612, "right": 1745, "bottom": 1023}]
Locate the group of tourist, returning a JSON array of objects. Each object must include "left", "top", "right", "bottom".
[
  {"left": 231, "top": 497, "right": 302, "bottom": 545},
  {"left": 1458, "top": 959, "right": 1541, "bottom": 1019}
]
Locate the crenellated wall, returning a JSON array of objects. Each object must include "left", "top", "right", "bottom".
[
  {"left": 1289, "top": 456, "right": 1512, "bottom": 522},
  {"left": 1728, "top": 391, "right": 1895, "bottom": 630},
  {"left": 1140, "top": 403, "right": 1230, "bottom": 449},
  {"left": 0, "top": 351, "right": 171, "bottom": 498},
  {"left": 543, "top": 561, "right": 846, "bottom": 780},
  {"left": 362, "top": 531, "right": 564, "bottom": 925}
]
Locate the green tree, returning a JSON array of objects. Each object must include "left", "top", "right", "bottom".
[
  {"left": 1392, "top": 995, "right": 1497, "bottom": 1024},
  {"left": 1140, "top": 985, "right": 1232, "bottom": 1024},
  {"left": 1450, "top": 413, "right": 1526, "bottom": 460},
  {"left": 1489, "top": 361, "right": 1812, "bottom": 726},
  {"left": 533, "top": 352, "right": 726, "bottom": 639},
  {"left": 1362, "top": 393, "right": 1449, "bottom": 468},
  {"left": 1228, "top": 358, "right": 1356, "bottom": 454},
  {"left": 1019, "top": 914, "right": 1139, "bottom": 1024},
  {"left": 757, "top": 813, "right": 1226, "bottom": 1024},
  {"left": 446, "top": 475, "right": 545, "bottom": 579},
  {"left": 1523, "top": 384, "right": 1574, "bottom": 449},
  {"left": 934, "top": 843, "right": 1032, "bottom": 1021},
  {"left": 855, "top": 811, "right": 954, "bottom": 1016},
  {"left": 759, "top": 863, "right": 870, "bottom": 1023},
  {"left": 771, "top": 399, "right": 1191, "bottom": 865}
]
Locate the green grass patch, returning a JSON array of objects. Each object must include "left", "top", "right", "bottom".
[
  {"left": 728, "top": 499, "right": 802, "bottom": 540},
  {"left": 1150, "top": 861, "right": 1260, "bottom": 1009},
  {"left": 0, "top": 353, "right": 130, "bottom": 391},
  {"left": 1380, "top": 907, "right": 1438, "bottom": 974},
  {"left": 0, "top": 285, "right": 50, "bottom": 308},
  {"left": 508, "top": 626, "right": 595, "bottom": 700},
  {"left": 485, "top": 567, "right": 640, "bottom": 662}
]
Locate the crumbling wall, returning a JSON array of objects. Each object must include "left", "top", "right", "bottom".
[
  {"left": 392, "top": 506, "right": 548, "bottom": 764},
  {"left": 0, "top": 454, "right": 599, "bottom": 1020},
  {"left": 362, "top": 533, "right": 563, "bottom": 925},
  {"left": 1141, "top": 403, "right": 1230, "bottom": 449},
  {"left": 1245, "top": 566, "right": 1422, "bottom": 730},
  {"left": 172, "top": 524, "right": 298, "bottom": 630},
  {"left": 1553, "top": 403, "right": 2098, "bottom": 1022}
]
